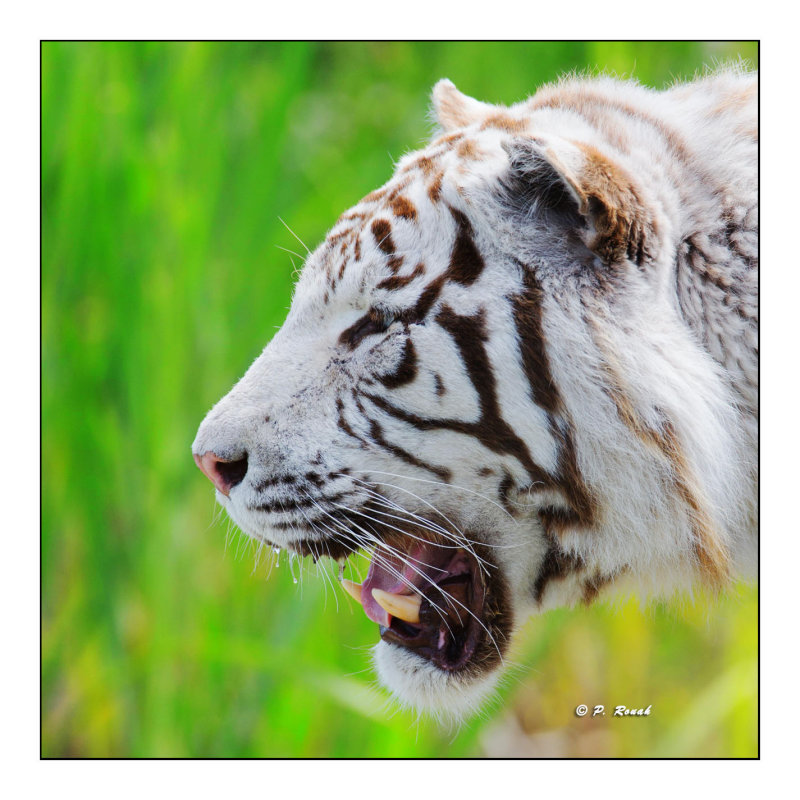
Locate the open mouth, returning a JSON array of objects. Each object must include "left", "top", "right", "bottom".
[
  {"left": 334, "top": 533, "right": 508, "bottom": 674},
  {"left": 279, "top": 508, "right": 513, "bottom": 677}
]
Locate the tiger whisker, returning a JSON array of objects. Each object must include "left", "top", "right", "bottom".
[
  {"left": 346, "top": 481, "right": 470, "bottom": 543},
  {"left": 275, "top": 244, "right": 307, "bottom": 261},
  {"left": 356, "top": 491, "right": 503, "bottom": 564},
  {"left": 277, "top": 215, "right": 311, "bottom": 255},
  {"left": 304, "top": 498, "right": 457, "bottom": 629},
  {"left": 343, "top": 477, "right": 497, "bottom": 570},
  {"left": 330, "top": 503, "right": 457, "bottom": 574},
  {"left": 346, "top": 494, "right": 495, "bottom": 577},
  {"left": 343, "top": 474, "right": 465, "bottom": 536},
  {"left": 365, "top": 469, "right": 521, "bottom": 523},
  {"left": 295, "top": 503, "right": 340, "bottom": 612}
]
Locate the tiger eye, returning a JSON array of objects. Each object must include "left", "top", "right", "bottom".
[{"left": 338, "top": 309, "right": 393, "bottom": 348}]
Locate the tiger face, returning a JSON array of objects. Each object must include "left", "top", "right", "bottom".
[{"left": 193, "top": 74, "right": 758, "bottom": 715}]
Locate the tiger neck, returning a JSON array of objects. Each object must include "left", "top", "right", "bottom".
[{"left": 672, "top": 193, "right": 758, "bottom": 423}]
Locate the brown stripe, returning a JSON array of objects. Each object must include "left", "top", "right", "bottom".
[
  {"left": 376, "top": 261, "right": 425, "bottom": 292},
  {"left": 681, "top": 235, "right": 755, "bottom": 324},
  {"left": 362, "top": 187, "right": 388, "bottom": 204},
  {"left": 249, "top": 490, "right": 354, "bottom": 514},
  {"left": 538, "top": 422, "right": 596, "bottom": 532},
  {"left": 338, "top": 310, "right": 387, "bottom": 349},
  {"left": 658, "top": 419, "right": 731, "bottom": 587},
  {"left": 532, "top": 535, "right": 584, "bottom": 604},
  {"left": 498, "top": 471, "right": 516, "bottom": 516},
  {"left": 511, "top": 267, "right": 560, "bottom": 414},
  {"left": 480, "top": 113, "right": 529, "bottom": 133},
  {"left": 436, "top": 307, "right": 544, "bottom": 480},
  {"left": 337, "top": 211, "right": 369, "bottom": 223},
  {"left": 335, "top": 397, "right": 365, "bottom": 445},
  {"left": 531, "top": 87, "right": 723, "bottom": 195},
  {"left": 590, "top": 322, "right": 731, "bottom": 586},
  {"left": 363, "top": 306, "right": 550, "bottom": 487},
  {"left": 390, "top": 195, "right": 417, "bottom": 220},
  {"left": 439, "top": 132, "right": 465, "bottom": 145},
  {"left": 581, "top": 569, "right": 622, "bottom": 605},
  {"left": 371, "top": 218, "right": 392, "bottom": 250},
  {"left": 371, "top": 218, "right": 403, "bottom": 274},
  {"left": 401, "top": 272, "right": 447, "bottom": 324},
  {"left": 377, "top": 338, "right": 418, "bottom": 389},
  {"left": 511, "top": 262, "right": 596, "bottom": 529},
  {"left": 401, "top": 154, "right": 437, "bottom": 175},
  {"left": 428, "top": 171, "right": 443, "bottom": 202},
  {"left": 447, "top": 207, "right": 485, "bottom": 285},
  {"left": 366, "top": 417, "right": 452, "bottom": 482},
  {"left": 456, "top": 139, "right": 482, "bottom": 160}
]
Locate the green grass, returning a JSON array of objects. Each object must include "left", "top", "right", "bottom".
[{"left": 42, "top": 41, "right": 758, "bottom": 758}]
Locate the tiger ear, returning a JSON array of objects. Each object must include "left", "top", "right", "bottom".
[
  {"left": 501, "top": 137, "right": 654, "bottom": 266},
  {"left": 432, "top": 79, "right": 493, "bottom": 132}
]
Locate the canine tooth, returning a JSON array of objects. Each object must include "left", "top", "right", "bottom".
[
  {"left": 341, "top": 579, "right": 363, "bottom": 605},
  {"left": 371, "top": 589, "right": 421, "bottom": 624}
]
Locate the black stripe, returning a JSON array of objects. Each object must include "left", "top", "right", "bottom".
[
  {"left": 363, "top": 306, "right": 550, "bottom": 486},
  {"left": 248, "top": 490, "right": 354, "bottom": 514},
  {"left": 510, "top": 267, "right": 560, "bottom": 413},
  {"left": 532, "top": 534, "right": 584, "bottom": 604},
  {"left": 447, "top": 207, "right": 485, "bottom": 285},
  {"left": 367, "top": 417, "right": 452, "bottom": 482},
  {"left": 377, "top": 338, "right": 418, "bottom": 389}
]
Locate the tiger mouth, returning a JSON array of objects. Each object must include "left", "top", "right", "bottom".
[{"left": 288, "top": 527, "right": 511, "bottom": 675}]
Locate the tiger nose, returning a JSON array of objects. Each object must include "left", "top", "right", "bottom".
[{"left": 194, "top": 450, "right": 249, "bottom": 496}]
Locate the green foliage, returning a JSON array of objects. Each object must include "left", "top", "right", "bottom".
[{"left": 42, "top": 41, "right": 758, "bottom": 758}]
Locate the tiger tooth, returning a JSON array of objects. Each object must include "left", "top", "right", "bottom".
[
  {"left": 341, "top": 579, "right": 363, "bottom": 605},
  {"left": 371, "top": 588, "right": 422, "bottom": 624}
]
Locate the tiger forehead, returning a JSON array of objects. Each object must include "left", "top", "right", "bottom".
[
  {"left": 309, "top": 122, "right": 514, "bottom": 300},
  {"left": 327, "top": 124, "right": 506, "bottom": 235}
]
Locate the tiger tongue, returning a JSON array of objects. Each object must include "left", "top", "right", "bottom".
[{"left": 360, "top": 546, "right": 427, "bottom": 627}]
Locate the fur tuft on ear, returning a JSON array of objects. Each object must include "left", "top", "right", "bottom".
[
  {"left": 501, "top": 137, "right": 655, "bottom": 266},
  {"left": 431, "top": 79, "right": 493, "bottom": 132}
]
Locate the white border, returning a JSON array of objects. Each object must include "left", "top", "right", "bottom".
[{"left": 3, "top": 2, "right": 788, "bottom": 794}]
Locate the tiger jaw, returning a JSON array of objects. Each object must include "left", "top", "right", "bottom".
[
  {"left": 275, "top": 518, "right": 515, "bottom": 689},
  {"left": 205, "top": 465, "right": 520, "bottom": 702}
]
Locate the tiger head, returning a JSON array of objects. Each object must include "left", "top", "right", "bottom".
[{"left": 192, "top": 77, "right": 757, "bottom": 716}]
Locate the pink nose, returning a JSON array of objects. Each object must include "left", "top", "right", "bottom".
[{"left": 194, "top": 451, "right": 248, "bottom": 496}]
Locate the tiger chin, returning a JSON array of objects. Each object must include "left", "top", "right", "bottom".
[{"left": 192, "top": 69, "right": 758, "bottom": 717}]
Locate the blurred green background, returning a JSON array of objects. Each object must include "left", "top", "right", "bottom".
[{"left": 42, "top": 41, "right": 758, "bottom": 758}]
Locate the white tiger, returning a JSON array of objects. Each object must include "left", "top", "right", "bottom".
[{"left": 193, "top": 69, "right": 758, "bottom": 716}]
